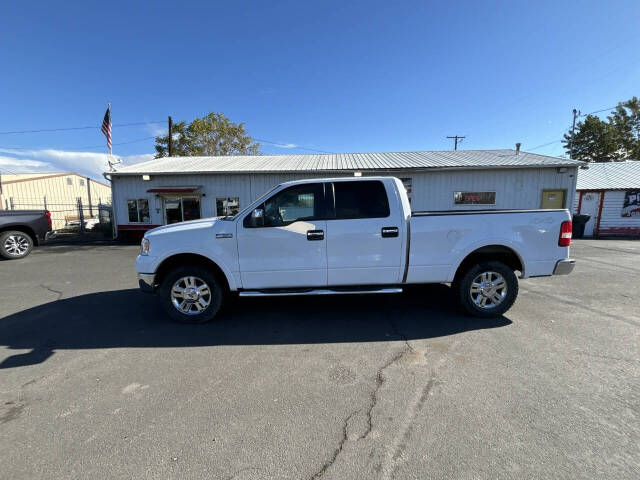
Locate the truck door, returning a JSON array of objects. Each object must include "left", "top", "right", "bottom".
[
  {"left": 325, "top": 180, "right": 404, "bottom": 286},
  {"left": 236, "top": 182, "right": 328, "bottom": 289}
]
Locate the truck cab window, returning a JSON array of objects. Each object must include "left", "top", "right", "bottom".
[
  {"left": 261, "top": 183, "right": 322, "bottom": 227},
  {"left": 333, "top": 180, "right": 390, "bottom": 219}
]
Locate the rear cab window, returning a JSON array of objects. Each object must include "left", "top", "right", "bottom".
[{"left": 331, "top": 180, "right": 390, "bottom": 219}]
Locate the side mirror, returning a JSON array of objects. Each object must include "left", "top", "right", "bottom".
[{"left": 250, "top": 208, "right": 264, "bottom": 227}]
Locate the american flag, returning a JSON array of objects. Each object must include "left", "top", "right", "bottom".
[{"left": 101, "top": 105, "right": 112, "bottom": 153}]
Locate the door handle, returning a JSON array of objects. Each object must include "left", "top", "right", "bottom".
[
  {"left": 381, "top": 226, "right": 399, "bottom": 238},
  {"left": 307, "top": 230, "right": 324, "bottom": 241}
]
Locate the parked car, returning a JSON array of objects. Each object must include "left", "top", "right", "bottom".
[
  {"left": 136, "top": 177, "right": 575, "bottom": 323},
  {"left": 0, "top": 210, "right": 52, "bottom": 259}
]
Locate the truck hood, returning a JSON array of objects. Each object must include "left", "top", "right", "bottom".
[{"left": 145, "top": 217, "right": 220, "bottom": 237}]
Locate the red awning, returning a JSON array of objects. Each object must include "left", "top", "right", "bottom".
[{"left": 147, "top": 187, "right": 199, "bottom": 193}]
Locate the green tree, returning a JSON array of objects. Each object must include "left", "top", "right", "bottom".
[
  {"left": 155, "top": 112, "right": 260, "bottom": 158},
  {"left": 563, "top": 97, "right": 640, "bottom": 162},
  {"left": 563, "top": 115, "right": 619, "bottom": 162},
  {"left": 609, "top": 97, "right": 640, "bottom": 160}
]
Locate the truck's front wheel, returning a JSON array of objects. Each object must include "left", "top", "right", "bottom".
[
  {"left": 454, "top": 261, "right": 518, "bottom": 318},
  {"left": 159, "top": 266, "right": 224, "bottom": 324}
]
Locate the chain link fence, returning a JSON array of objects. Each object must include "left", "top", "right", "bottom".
[{"left": 6, "top": 196, "right": 114, "bottom": 239}]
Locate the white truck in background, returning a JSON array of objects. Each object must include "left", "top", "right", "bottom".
[{"left": 136, "top": 177, "right": 575, "bottom": 323}]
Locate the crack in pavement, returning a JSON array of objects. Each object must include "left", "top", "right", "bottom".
[
  {"left": 40, "top": 284, "right": 63, "bottom": 301},
  {"left": 359, "top": 347, "right": 408, "bottom": 440},
  {"left": 310, "top": 409, "right": 360, "bottom": 479},
  {"left": 310, "top": 318, "right": 424, "bottom": 478}
]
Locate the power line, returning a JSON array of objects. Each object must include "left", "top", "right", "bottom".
[
  {"left": 580, "top": 105, "right": 618, "bottom": 117},
  {"left": 0, "top": 121, "right": 165, "bottom": 135}
]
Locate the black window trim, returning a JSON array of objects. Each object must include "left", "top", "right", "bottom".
[
  {"left": 327, "top": 180, "right": 391, "bottom": 220},
  {"left": 242, "top": 182, "right": 329, "bottom": 228}
]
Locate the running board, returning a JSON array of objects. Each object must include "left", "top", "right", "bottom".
[{"left": 239, "top": 287, "right": 403, "bottom": 297}]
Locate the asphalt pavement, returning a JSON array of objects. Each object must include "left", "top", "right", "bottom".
[{"left": 0, "top": 240, "right": 638, "bottom": 479}]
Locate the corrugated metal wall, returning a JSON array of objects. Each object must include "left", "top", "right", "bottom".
[
  {"left": 1, "top": 174, "right": 112, "bottom": 229},
  {"left": 111, "top": 167, "right": 578, "bottom": 227},
  {"left": 598, "top": 191, "right": 640, "bottom": 234}
]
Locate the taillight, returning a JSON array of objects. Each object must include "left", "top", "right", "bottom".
[
  {"left": 559, "top": 220, "right": 572, "bottom": 247},
  {"left": 45, "top": 211, "right": 52, "bottom": 228}
]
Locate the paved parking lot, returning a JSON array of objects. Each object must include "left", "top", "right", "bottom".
[{"left": 1, "top": 239, "right": 639, "bottom": 479}]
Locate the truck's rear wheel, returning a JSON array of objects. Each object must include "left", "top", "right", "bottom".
[
  {"left": 454, "top": 261, "right": 518, "bottom": 317},
  {"left": 0, "top": 230, "right": 34, "bottom": 260},
  {"left": 159, "top": 266, "right": 224, "bottom": 324}
]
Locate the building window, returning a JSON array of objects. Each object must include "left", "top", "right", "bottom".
[
  {"left": 66, "top": 177, "right": 73, "bottom": 186},
  {"left": 454, "top": 191, "right": 496, "bottom": 205},
  {"left": 216, "top": 197, "right": 240, "bottom": 216},
  {"left": 127, "top": 199, "right": 150, "bottom": 223},
  {"left": 163, "top": 197, "right": 201, "bottom": 224},
  {"left": 79, "top": 179, "right": 85, "bottom": 187}
]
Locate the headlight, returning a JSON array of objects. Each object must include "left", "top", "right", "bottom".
[{"left": 140, "top": 238, "right": 150, "bottom": 256}]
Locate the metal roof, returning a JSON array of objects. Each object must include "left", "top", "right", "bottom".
[
  {"left": 576, "top": 161, "right": 640, "bottom": 190},
  {"left": 110, "top": 149, "right": 583, "bottom": 176}
]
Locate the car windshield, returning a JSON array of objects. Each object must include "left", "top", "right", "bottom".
[{"left": 219, "top": 185, "right": 280, "bottom": 221}]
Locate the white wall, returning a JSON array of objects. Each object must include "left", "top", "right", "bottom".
[
  {"left": 598, "top": 191, "right": 640, "bottom": 234},
  {"left": 111, "top": 167, "right": 578, "bottom": 227}
]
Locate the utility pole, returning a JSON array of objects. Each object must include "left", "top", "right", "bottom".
[
  {"left": 446, "top": 135, "right": 466, "bottom": 151},
  {"left": 168, "top": 116, "right": 173, "bottom": 157},
  {"left": 87, "top": 177, "right": 93, "bottom": 217},
  {"left": 569, "top": 108, "right": 579, "bottom": 159}
]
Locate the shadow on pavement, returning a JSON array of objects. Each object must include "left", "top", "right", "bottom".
[{"left": 0, "top": 284, "right": 511, "bottom": 369}]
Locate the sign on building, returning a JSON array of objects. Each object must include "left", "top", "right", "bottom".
[{"left": 622, "top": 190, "right": 640, "bottom": 217}]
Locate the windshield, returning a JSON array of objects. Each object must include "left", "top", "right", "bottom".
[{"left": 220, "top": 185, "right": 280, "bottom": 221}]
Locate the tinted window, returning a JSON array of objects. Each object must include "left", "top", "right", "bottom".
[
  {"left": 333, "top": 181, "right": 390, "bottom": 219},
  {"left": 261, "top": 183, "right": 323, "bottom": 227}
]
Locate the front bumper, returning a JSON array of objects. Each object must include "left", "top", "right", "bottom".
[
  {"left": 138, "top": 273, "right": 157, "bottom": 293},
  {"left": 553, "top": 259, "right": 575, "bottom": 275}
]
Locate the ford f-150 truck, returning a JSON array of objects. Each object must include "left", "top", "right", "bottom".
[
  {"left": 136, "top": 177, "right": 575, "bottom": 323},
  {"left": 0, "top": 210, "right": 52, "bottom": 259}
]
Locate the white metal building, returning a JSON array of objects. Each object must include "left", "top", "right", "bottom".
[
  {"left": 574, "top": 161, "right": 640, "bottom": 237},
  {"left": 107, "top": 149, "right": 582, "bottom": 239}
]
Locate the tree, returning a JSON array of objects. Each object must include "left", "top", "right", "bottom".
[
  {"left": 155, "top": 112, "right": 260, "bottom": 158},
  {"left": 563, "top": 97, "right": 640, "bottom": 162},
  {"left": 563, "top": 115, "right": 618, "bottom": 162},
  {"left": 609, "top": 97, "right": 640, "bottom": 160}
]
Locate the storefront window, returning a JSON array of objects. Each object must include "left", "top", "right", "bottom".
[
  {"left": 216, "top": 197, "right": 240, "bottom": 216},
  {"left": 127, "top": 199, "right": 150, "bottom": 222},
  {"left": 164, "top": 197, "right": 201, "bottom": 224}
]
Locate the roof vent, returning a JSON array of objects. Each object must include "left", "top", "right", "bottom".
[{"left": 515, "top": 143, "right": 521, "bottom": 155}]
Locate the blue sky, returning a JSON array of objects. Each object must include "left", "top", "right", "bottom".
[{"left": 0, "top": 0, "right": 638, "bottom": 178}]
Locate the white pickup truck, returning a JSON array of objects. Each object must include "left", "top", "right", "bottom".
[{"left": 136, "top": 177, "right": 575, "bottom": 323}]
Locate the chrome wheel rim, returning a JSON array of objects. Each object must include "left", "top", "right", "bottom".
[
  {"left": 470, "top": 271, "right": 507, "bottom": 309},
  {"left": 4, "top": 234, "right": 29, "bottom": 256},
  {"left": 170, "top": 276, "right": 211, "bottom": 315}
]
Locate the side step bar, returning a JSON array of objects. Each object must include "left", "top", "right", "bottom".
[{"left": 239, "top": 287, "right": 403, "bottom": 297}]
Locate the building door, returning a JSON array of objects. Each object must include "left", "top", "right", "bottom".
[
  {"left": 541, "top": 190, "right": 566, "bottom": 209},
  {"left": 163, "top": 196, "right": 201, "bottom": 224},
  {"left": 579, "top": 192, "right": 601, "bottom": 236},
  {"left": 236, "top": 183, "right": 328, "bottom": 289}
]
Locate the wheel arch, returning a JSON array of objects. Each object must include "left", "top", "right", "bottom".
[
  {"left": 154, "top": 253, "right": 233, "bottom": 292},
  {"left": 452, "top": 244, "right": 525, "bottom": 284},
  {"left": 0, "top": 226, "right": 38, "bottom": 245}
]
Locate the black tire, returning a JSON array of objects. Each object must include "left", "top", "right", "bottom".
[
  {"left": 0, "top": 230, "right": 34, "bottom": 260},
  {"left": 453, "top": 261, "right": 518, "bottom": 318},
  {"left": 158, "top": 265, "right": 224, "bottom": 324}
]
